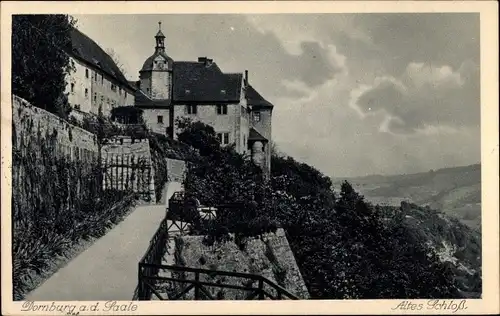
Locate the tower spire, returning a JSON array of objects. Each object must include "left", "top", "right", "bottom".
[{"left": 155, "top": 21, "right": 165, "bottom": 52}]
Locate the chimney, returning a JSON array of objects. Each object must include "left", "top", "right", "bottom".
[
  {"left": 245, "top": 70, "right": 249, "bottom": 86},
  {"left": 198, "top": 57, "right": 213, "bottom": 66}
]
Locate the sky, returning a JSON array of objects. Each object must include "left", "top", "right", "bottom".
[{"left": 74, "top": 13, "right": 480, "bottom": 178}]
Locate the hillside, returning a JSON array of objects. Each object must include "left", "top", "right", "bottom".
[
  {"left": 379, "top": 202, "right": 481, "bottom": 298},
  {"left": 333, "top": 164, "right": 481, "bottom": 229}
]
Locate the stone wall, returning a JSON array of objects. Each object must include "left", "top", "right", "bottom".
[
  {"left": 13, "top": 95, "right": 156, "bottom": 203},
  {"left": 101, "top": 136, "right": 155, "bottom": 202},
  {"left": 174, "top": 228, "right": 310, "bottom": 299},
  {"left": 165, "top": 158, "right": 186, "bottom": 183},
  {"left": 12, "top": 95, "right": 99, "bottom": 159},
  {"left": 12, "top": 96, "right": 101, "bottom": 222}
]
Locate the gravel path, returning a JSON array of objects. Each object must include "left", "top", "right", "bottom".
[{"left": 25, "top": 182, "right": 182, "bottom": 301}]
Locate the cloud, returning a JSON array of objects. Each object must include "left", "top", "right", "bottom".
[
  {"left": 74, "top": 14, "right": 480, "bottom": 177},
  {"left": 351, "top": 61, "right": 480, "bottom": 134}
]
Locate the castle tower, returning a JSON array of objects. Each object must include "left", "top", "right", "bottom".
[
  {"left": 245, "top": 70, "right": 274, "bottom": 176},
  {"left": 139, "top": 22, "right": 173, "bottom": 100}
]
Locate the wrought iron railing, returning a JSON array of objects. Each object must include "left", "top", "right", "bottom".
[
  {"left": 138, "top": 263, "right": 299, "bottom": 300},
  {"left": 136, "top": 217, "right": 170, "bottom": 300}
]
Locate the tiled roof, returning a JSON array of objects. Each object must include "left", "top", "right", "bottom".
[
  {"left": 248, "top": 127, "right": 268, "bottom": 142},
  {"left": 68, "top": 27, "right": 135, "bottom": 91},
  {"left": 134, "top": 90, "right": 171, "bottom": 108},
  {"left": 246, "top": 85, "right": 274, "bottom": 109},
  {"left": 140, "top": 51, "right": 174, "bottom": 72},
  {"left": 172, "top": 61, "right": 243, "bottom": 103}
]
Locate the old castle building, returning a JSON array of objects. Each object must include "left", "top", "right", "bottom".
[
  {"left": 134, "top": 23, "right": 274, "bottom": 173},
  {"left": 64, "top": 27, "right": 136, "bottom": 117}
]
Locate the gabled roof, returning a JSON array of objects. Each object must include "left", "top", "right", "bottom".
[
  {"left": 246, "top": 85, "right": 274, "bottom": 109},
  {"left": 68, "top": 27, "right": 135, "bottom": 91},
  {"left": 134, "top": 90, "right": 171, "bottom": 108},
  {"left": 248, "top": 127, "right": 268, "bottom": 142},
  {"left": 172, "top": 61, "right": 243, "bottom": 103}
]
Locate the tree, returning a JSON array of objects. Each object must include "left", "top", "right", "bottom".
[
  {"left": 269, "top": 153, "right": 460, "bottom": 299},
  {"left": 178, "top": 119, "right": 276, "bottom": 245},
  {"left": 12, "top": 14, "right": 76, "bottom": 118},
  {"left": 176, "top": 117, "right": 221, "bottom": 157},
  {"left": 106, "top": 48, "right": 128, "bottom": 78}
]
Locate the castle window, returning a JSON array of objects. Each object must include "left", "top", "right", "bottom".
[
  {"left": 85, "top": 88, "right": 88, "bottom": 98},
  {"left": 253, "top": 111, "right": 261, "bottom": 122},
  {"left": 111, "top": 83, "right": 117, "bottom": 92},
  {"left": 85, "top": 69, "right": 89, "bottom": 78},
  {"left": 217, "top": 104, "right": 228, "bottom": 115},
  {"left": 93, "top": 93, "right": 97, "bottom": 102},
  {"left": 70, "top": 83, "right": 75, "bottom": 93},
  {"left": 216, "top": 132, "right": 230, "bottom": 145},
  {"left": 186, "top": 105, "right": 197, "bottom": 115},
  {"left": 101, "top": 75, "right": 104, "bottom": 84},
  {"left": 157, "top": 115, "right": 164, "bottom": 124},
  {"left": 101, "top": 96, "right": 104, "bottom": 104}
]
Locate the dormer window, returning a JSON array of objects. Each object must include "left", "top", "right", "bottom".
[{"left": 253, "top": 111, "right": 261, "bottom": 122}]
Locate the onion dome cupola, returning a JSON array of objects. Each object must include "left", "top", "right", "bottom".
[{"left": 140, "top": 22, "right": 174, "bottom": 73}]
